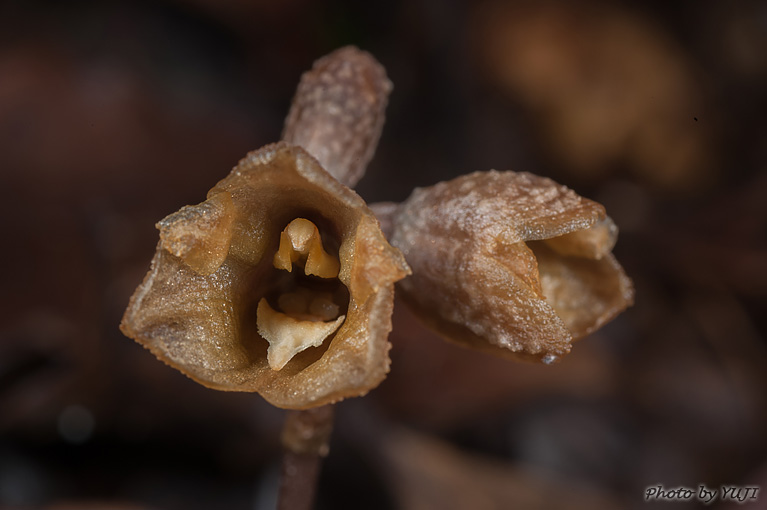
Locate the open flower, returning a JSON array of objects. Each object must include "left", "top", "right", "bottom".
[
  {"left": 121, "top": 46, "right": 633, "bottom": 410},
  {"left": 121, "top": 142, "right": 409, "bottom": 409},
  {"left": 121, "top": 48, "right": 409, "bottom": 409}
]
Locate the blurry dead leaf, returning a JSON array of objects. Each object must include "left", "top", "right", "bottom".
[
  {"left": 381, "top": 428, "right": 625, "bottom": 510},
  {"left": 472, "top": 0, "right": 717, "bottom": 192}
]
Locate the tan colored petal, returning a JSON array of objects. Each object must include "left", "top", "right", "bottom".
[
  {"left": 121, "top": 142, "right": 409, "bottom": 408},
  {"left": 156, "top": 191, "right": 235, "bottom": 275},
  {"left": 395, "top": 239, "right": 572, "bottom": 363},
  {"left": 390, "top": 170, "right": 632, "bottom": 363},
  {"left": 543, "top": 216, "right": 617, "bottom": 260},
  {"left": 393, "top": 170, "right": 606, "bottom": 248},
  {"left": 282, "top": 46, "right": 392, "bottom": 188},
  {"left": 530, "top": 242, "right": 634, "bottom": 339}
]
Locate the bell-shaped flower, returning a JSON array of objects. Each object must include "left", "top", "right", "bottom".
[
  {"left": 121, "top": 48, "right": 409, "bottom": 409},
  {"left": 388, "top": 170, "right": 634, "bottom": 363}
]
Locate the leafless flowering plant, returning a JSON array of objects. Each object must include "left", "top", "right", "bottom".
[{"left": 121, "top": 46, "right": 633, "bottom": 509}]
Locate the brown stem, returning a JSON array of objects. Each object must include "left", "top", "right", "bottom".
[{"left": 277, "top": 405, "right": 335, "bottom": 510}]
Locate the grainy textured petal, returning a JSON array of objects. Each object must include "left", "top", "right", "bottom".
[
  {"left": 156, "top": 191, "right": 235, "bottom": 275},
  {"left": 393, "top": 170, "right": 606, "bottom": 246},
  {"left": 282, "top": 46, "right": 391, "bottom": 188},
  {"left": 395, "top": 239, "right": 573, "bottom": 362},
  {"left": 121, "top": 142, "right": 409, "bottom": 409},
  {"left": 390, "top": 170, "right": 632, "bottom": 362},
  {"left": 543, "top": 216, "right": 617, "bottom": 260},
  {"left": 531, "top": 242, "right": 634, "bottom": 339}
]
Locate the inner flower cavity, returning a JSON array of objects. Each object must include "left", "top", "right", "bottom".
[{"left": 257, "top": 218, "right": 346, "bottom": 371}]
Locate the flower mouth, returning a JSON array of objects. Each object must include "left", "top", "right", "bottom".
[
  {"left": 121, "top": 142, "right": 410, "bottom": 408},
  {"left": 257, "top": 218, "right": 350, "bottom": 370}
]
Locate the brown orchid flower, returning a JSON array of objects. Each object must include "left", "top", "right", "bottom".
[
  {"left": 385, "top": 170, "right": 634, "bottom": 364},
  {"left": 121, "top": 48, "right": 410, "bottom": 409},
  {"left": 121, "top": 46, "right": 633, "bottom": 410}
]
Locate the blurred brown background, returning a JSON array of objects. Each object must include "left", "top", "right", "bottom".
[{"left": 1, "top": 0, "right": 765, "bottom": 509}]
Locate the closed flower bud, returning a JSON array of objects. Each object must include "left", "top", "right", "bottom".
[
  {"left": 282, "top": 46, "right": 391, "bottom": 188},
  {"left": 121, "top": 142, "right": 409, "bottom": 409},
  {"left": 389, "top": 170, "right": 633, "bottom": 363}
]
